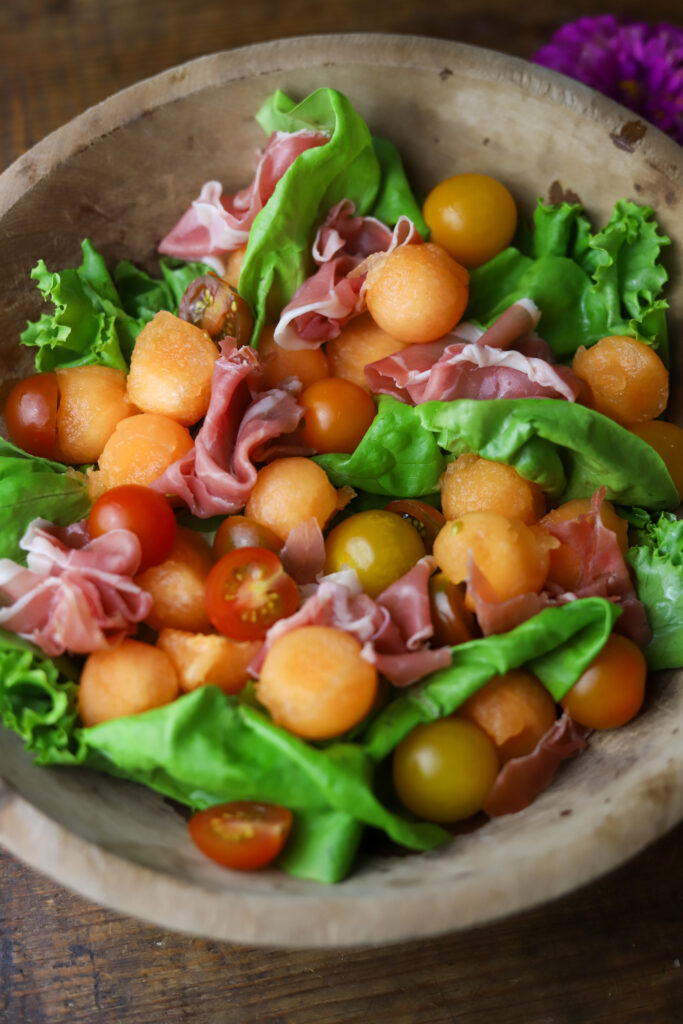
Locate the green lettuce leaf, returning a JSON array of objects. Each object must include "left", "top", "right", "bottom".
[
  {"left": 466, "top": 200, "right": 669, "bottom": 362},
  {"left": 626, "top": 512, "right": 683, "bottom": 670},
  {"left": 239, "top": 88, "right": 427, "bottom": 343},
  {"left": 113, "top": 256, "right": 212, "bottom": 322},
  {"left": 314, "top": 395, "right": 445, "bottom": 496},
  {"left": 417, "top": 398, "right": 679, "bottom": 508},
  {"left": 362, "top": 598, "right": 620, "bottom": 760},
  {"left": 0, "top": 438, "right": 91, "bottom": 561}
]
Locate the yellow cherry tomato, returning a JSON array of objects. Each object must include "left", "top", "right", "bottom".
[
  {"left": 422, "top": 173, "right": 518, "bottom": 268},
  {"left": 324, "top": 509, "right": 426, "bottom": 599}
]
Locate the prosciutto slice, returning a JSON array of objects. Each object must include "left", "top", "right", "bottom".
[
  {"left": 158, "top": 130, "right": 329, "bottom": 271},
  {"left": 273, "top": 200, "right": 421, "bottom": 349},
  {"left": 484, "top": 713, "right": 590, "bottom": 817},
  {"left": 251, "top": 559, "right": 451, "bottom": 686},
  {"left": 0, "top": 519, "right": 152, "bottom": 657},
  {"left": 151, "top": 342, "right": 304, "bottom": 517}
]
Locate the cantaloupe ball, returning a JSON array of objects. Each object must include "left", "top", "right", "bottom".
[
  {"left": 126, "top": 310, "right": 219, "bottom": 426},
  {"left": 433, "top": 511, "right": 553, "bottom": 602},
  {"left": 78, "top": 638, "right": 179, "bottom": 726},
  {"left": 572, "top": 335, "right": 669, "bottom": 425},
  {"left": 258, "top": 324, "right": 330, "bottom": 391},
  {"left": 245, "top": 457, "right": 341, "bottom": 542},
  {"left": 87, "top": 413, "right": 193, "bottom": 499},
  {"left": 325, "top": 313, "right": 409, "bottom": 392},
  {"left": 459, "top": 669, "right": 558, "bottom": 762},
  {"left": 136, "top": 527, "right": 214, "bottom": 633},
  {"left": 256, "top": 625, "right": 378, "bottom": 739},
  {"left": 156, "top": 628, "right": 259, "bottom": 695},
  {"left": 441, "top": 453, "right": 546, "bottom": 524},
  {"left": 55, "top": 365, "right": 137, "bottom": 465},
  {"left": 365, "top": 242, "right": 469, "bottom": 343}
]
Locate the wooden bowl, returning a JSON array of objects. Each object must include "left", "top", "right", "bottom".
[{"left": 0, "top": 34, "right": 681, "bottom": 947}]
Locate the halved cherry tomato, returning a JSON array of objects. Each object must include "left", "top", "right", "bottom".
[
  {"left": 560, "top": 633, "right": 646, "bottom": 729},
  {"left": 88, "top": 484, "right": 177, "bottom": 572},
  {"left": 188, "top": 801, "right": 293, "bottom": 870},
  {"left": 299, "top": 377, "right": 376, "bottom": 454},
  {"left": 428, "top": 571, "right": 477, "bottom": 646},
  {"left": 179, "top": 274, "right": 253, "bottom": 345},
  {"left": 385, "top": 499, "right": 445, "bottom": 552},
  {"left": 4, "top": 371, "right": 59, "bottom": 459},
  {"left": 204, "top": 546, "right": 298, "bottom": 641},
  {"left": 213, "top": 515, "right": 283, "bottom": 561}
]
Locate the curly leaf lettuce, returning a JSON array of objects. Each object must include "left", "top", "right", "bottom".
[
  {"left": 417, "top": 398, "right": 679, "bottom": 509},
  {"left": 466, "top": 200, "right": 670, "bottom": 362},
  {"left": 626, "top": 512, "right": 683, "bottom": 670}
]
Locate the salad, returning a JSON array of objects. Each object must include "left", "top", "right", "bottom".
[{"left": 0, "top": 87, "right": 682, "bottom": 883}]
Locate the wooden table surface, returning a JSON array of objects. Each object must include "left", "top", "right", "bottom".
[{"left": 1, "top": 1, "right": 682, "bottom": 1021}]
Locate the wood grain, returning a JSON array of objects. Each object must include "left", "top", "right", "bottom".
[{"left": 1, "top": 1, "right": 682, "bottom": 1020}]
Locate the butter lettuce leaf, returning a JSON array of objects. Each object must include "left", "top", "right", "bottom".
[
  {"left": 418, "top": 398, "right": 679, "bottom": 508},
  {"left": 466, "top": 200, "right": 669, "bottom": 362},
  {"left": 626, "top": 512, "right": 683, "bottom": 670}
]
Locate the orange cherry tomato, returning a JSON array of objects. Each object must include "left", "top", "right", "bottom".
[
  {"left": 299, "top": 376, "right": 376, "bottom": 454},
  {"left": 4, "top": 371, "right": 59, "bottom": 459},
  {"left": 560, "top": 633, "right": 647, "bottom": 729},
  {"left": 385, "top": 499, "right": 445, "bottom": 552},
  {"left": 204, "top": 546, "right": 298, "bottom": 641},
  {"left": 179, "top": 274, "right": 253, "bottom": 345},
  {"left": 188, "top": 801, "right": 293, "bottom": 870},
  {"left": 428, "top": 571, "right": 477, "bottom": 646},
  {"left": 422, "top": 173, "right": 518, "bottom": 268},
  {"left": 88, "top": 484, "right": 177, "bottom": 572},
  {"left": 212, "top": 515, "right": 284, "bottom": 560}
]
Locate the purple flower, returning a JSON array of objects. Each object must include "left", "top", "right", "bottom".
[{"left": 533, "top": 17, "right": 683, "bottom": 145}]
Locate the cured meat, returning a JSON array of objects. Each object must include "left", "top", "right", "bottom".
[
  {"left": 279, "top": 518, "right": 327, "bottom": 585},
  {"left": 0, "top": 519, "right": 152, "bottom": 656},
  {"left": 151, "top": 343, "right": 304, "bottom": 517},
  {"left": 273, "top": 201, "right": 421, "bottom": 349},
  {"left": 157, "top": 130, "right": 329, "bottom": 271},
  {"left": 484, "top": 712, "right": 590, "bottom": 817}
]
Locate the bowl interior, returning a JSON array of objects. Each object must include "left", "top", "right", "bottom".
[{"left": 0, "top": 34, "right": 681, "bottom": 947}]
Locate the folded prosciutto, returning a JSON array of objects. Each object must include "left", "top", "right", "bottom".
[
  {"left": 158, "top": 129, "right": 329, "bottom": 272},
  {"left": 0, "top": 520, "right": 152, "bottom": 657},
  {"left": 151, "top": 342, "right": 304, "bottom": 517},
  {"left": 273, "top": 199, "right": 421, "bottom": 349}
]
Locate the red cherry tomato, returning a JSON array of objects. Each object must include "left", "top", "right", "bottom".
[
  {"left": 560, "top": 633, "right": 646, "bottom": 729},
  {"left": 188, "top": 801, "right": 293, "bottom": 870},
  {"left": 213, "top": 515, "right": 283, "bottom": 561},
  {"left": 88, "top": 485, "right": 177, "bottom": 572},
  {"left": 4, "top": 372, "right": 59, "bottom": 459},
  {"left": 204, "top": 546, "right": 298, "bottom": 641},
  {"left": 299, "top": 377, "right": 376, "bottom": 454},
  {"left": 385, "top": 499, "right": 445, "bottom": 552}
]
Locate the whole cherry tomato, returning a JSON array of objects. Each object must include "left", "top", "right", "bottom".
[
  {"left": 188, "top": 801, "right": 293, "bottom": 870},
  {"left": 204, "top": 546, "right": 298, "bottom": 641},
  {"left": 561, "top": 633, "right": 646, "bottom": 729},
  {"left": 4, "top": 371, "right": 59, "bottom": 459},
  {"left": 324, "top": 509, "right": 426, "bottom": 599},
  {"left": 422, "top": 173, "right": 518, "bottom": 268},
  {"left": 88, "top": 484, "right": 177, "bottom": 572},
  {"left": 299, "top": 377, "right": 376, "bottom": 454},
  {"left": 179, "top": 274, "right": 253, "bottom": 345},
  {"left": 212, "top": 515, "right": 283, "bottom": 561}
]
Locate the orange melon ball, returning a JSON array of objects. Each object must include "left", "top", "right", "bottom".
[
  {"left": 245, "top": 457, "right": 342, "bottom": 541},
  {"left": 325, "top": 313, "right": 409, "bottom": 391},
  {"left": 258, "top": 324, "right": 330, "bottom": 391},
  {"left": 156, "top": 628, "right": 259, "bottom": 695},
  {"left": 78, "top": 639, "right": 179, "bottom": 726},
  {"left": 441, "top": 453, "right": 546, "bottom": 524},
  {"left": 136, "top": 527, "right": 214, "bottom": 633},
  {"left": 256, "top": 625, "right": 378, "bottom": 739},
  {"left": 222, "top": 245, "right": 247, "bottom": 290},
  {"left": 433, "top": 511, "right": 553, "bottom": 602},
  {"left": 459, "top": 669, "right": 558, "bottom": 763},
  {"left": 87, "top": 413, "right": 193, "bottom": 499},
  {"left": 127, "top": 310, "right": 219, "bottom": 426},
  {"left": 629, "top": 419, "right": 683, "bottom": 500},
  {"left": 572, "top": 335, "right": 669, "bottom": 425},
  {"left": 55, "top": 365, "right": 137, "bottom": 465},
  {"left": 365, "top": 242, "right": 469, "bottom": 343}
]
